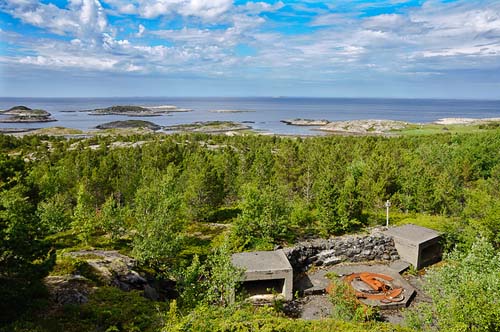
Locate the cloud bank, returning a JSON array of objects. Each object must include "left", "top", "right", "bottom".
[{"left": 1, "top": 0, "right": 499, "bottom": 97}]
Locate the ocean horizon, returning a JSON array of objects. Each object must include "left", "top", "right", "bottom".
[{"left": 2, "top": 97, "right": 500, "bottom": 135}]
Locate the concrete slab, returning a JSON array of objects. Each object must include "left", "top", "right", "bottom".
[
  {"left": 389, "top": 260, "right": 411, "bottom": 274},
  {"left": 295, "top": 270, "right": 330, "bottom": 296},
  {"left": 232, "top": 250, "right": 292, "bottom": 272},
  {"left": 384, "top": 224, "right": 440, "bottom": 245},
  {"left": 299, "top": 295, "right": 332, "bottom": 320},
  {"left": 232, "top": 250, "right": 293, "bottom": 301}
]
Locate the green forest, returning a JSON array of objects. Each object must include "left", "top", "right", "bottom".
[{"left": 1, "top": 129, "right": 500, "bottom": 331}]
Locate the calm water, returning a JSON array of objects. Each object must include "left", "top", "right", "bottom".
[{"left": 1, "top": 97, "right": 500, "bottom": 135}]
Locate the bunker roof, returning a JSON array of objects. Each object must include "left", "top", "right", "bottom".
[
  {"left": 384, "top": 224, "right": 440, "bottom": 245},
  {"left": 231, "top": 250, "right": 292, "bottom": 273}
]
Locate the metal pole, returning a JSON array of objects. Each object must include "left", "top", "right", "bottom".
[{"left": 385, "top": 200, "right": 391, "bottom": 227}]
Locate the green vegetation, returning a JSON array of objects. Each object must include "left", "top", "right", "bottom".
[
  {"left": 4, "top": 287, "right": 167, "bottom": 332},
  {"left": 0, "top": 107, "right": 54, "bottom": 122},
  {"left": 0, "top": 154, "right": 55, "bottom": 323},
  {"left": 164, "top": 121, "right": 251, "bottom": 133},
  {"left": 31, "top": 127, "right": 84, "bottom": 136},
  {"left": 96, "top": 120, "right": 161, "bottom": 130},
  {"left": 91, "top": 105, "right": 152, "bottom": 114},
  {"left": 5, "top": 105, "right": 32, "bottom": 112},
  {"left": 391, "top": 122, "right": 500, "bottom": 136},
  {"left": 2, "top": 129, "right": 500, "bottom": 330},
  {"left": 164, "top": 304, "right": 410, "bottom": 332},
  {"left": 405, "top": 238, "right": 500, "bottom": 331},
  {"left": 327, "top": 274, "right": 379, "bottom": 322}
]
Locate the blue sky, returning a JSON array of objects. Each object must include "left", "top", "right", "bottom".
[{"left": 0, "top": 0, "right": 499, "bottom": 98}]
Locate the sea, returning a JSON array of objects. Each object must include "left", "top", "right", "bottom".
[{"left": 1, "top": 97, "right": 500, "bottom": 136}]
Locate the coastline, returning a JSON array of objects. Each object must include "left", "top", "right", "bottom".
[
  {"left": 2, "top": 116, "right": 500, "bottom": 138},
  {"left": 2, "top": 99, "right": 500, "bottom": 137}
]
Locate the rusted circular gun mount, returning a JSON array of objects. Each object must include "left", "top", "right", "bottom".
[{"left": 327, "top": 272, "right": 408, "bottom": 307}]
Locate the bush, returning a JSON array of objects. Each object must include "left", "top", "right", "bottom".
[
  {"left": 164, "top": 304, "right": 409, "bottom": 332},
  {"left": 407, "top": 238, "right": 500, "bottom": 331},
  {"left": 327, "top": 275, "right": 379, "bottom": 322}
]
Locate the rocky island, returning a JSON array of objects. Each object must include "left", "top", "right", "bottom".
[
  {"left": 88, "top": 105, "right": 192, "bottom": 116},
  {"left": 281, "top": 118, "right": 408, "bottom": 134},
  {"left": 0, "top": 105, "right": 57, "bottom": 123},
  {"left": 96, "top": 120, "right": 161, "bottom": 131},
  {"left": 281, "top": 119, "right": 330, "bottom": 126},
  {"left": 209, "top": 109, "right": 255, "bottom": 113},
  {"left": 317, "top": 119, "right": 408, "bottom": 135},
  {"left": 163, "top": 121, "right": 251, "bottom": 134}
]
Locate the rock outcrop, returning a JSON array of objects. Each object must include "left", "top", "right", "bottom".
[
  {"left": 65, "top": 250, "right": 148, "bottom": 291},
  {"left": 45, "top": 250, "right": 174, "bottom": 305},
  {"left": 281, "top": 119, "right": 330, "bottom": 126},
  {"left": 45, "top": 275, "right": 92, "bottom": 305},
  {"left": 163, "top": 121, "right": 251, "bottom": 133},
  {"left": 317, "top": 120, "right": 407, "bottom": 134}
]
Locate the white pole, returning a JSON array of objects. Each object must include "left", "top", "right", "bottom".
[{"left": 385, "top": 200, "right": 391, "bottom": 227}]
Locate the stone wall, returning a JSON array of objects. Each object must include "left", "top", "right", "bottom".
[{"left": 283, "top": 229, "right": 399, "bottom": 273}]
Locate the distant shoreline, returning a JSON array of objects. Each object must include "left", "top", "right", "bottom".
[
  {"left": 2, "top": 96, "right": 500, "bottom": 102},
  {"left": 2, "top": 117, "right": 500, "bottom": 138},
  {"left": 2, "top": 98, "right": 500, "bottom": 136}
]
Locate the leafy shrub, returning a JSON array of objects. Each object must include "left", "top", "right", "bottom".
[
  {"left": 2, "top": 287, "right": 166, "bottom": 332},
  {"left": 164, "top": 304, "right": 409, "bottom": 332},
  {"left": 408, "top": 238, "right": 500, "bottom": 331},
  {"left": 327, "top": 276, "right": 379, "bottom": 322}
]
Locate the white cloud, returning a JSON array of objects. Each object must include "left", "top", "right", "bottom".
[
  {"left": 238, "top": 1, "right": 284, "bottom": 15},
  {"left": 1, "top": 0, "right": 500, "bottom": 81},
  {"left": 136, "top": 24, "right": 146, "bottom": 37},
  {"left": 310, "top": 13, "right": 353, "bottom": 27},
  {"left": 178, "top": 0, "right": 232, "bottom": 19},
  {"left": 2, "top": 0, "right": 110, "bottom": 40},
  {"left": 104, "top": 0, "right": 233, "bottom": 20}
]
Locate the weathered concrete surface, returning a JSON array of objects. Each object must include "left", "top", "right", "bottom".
[
  {"left": 384, "top": 224, "right": 442, "bottom": 269},
  {"left": 299, "top": 295, "right": 333, "bottom": 320},
  {"left": 328, "top": 263, "right": 416, "bottom": 310},
  {"left": 389, "top": 260, "right": 411, "bottom": 274},
  {"left": 232, "top": 250, "right": 293, "bottom": 301},
  {"left": 295, "top": 270, "right": 330, "bottom": 296}
]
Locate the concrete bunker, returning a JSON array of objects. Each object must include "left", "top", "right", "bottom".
[
  {"left": 383, "top": 224, "right": 442, "bottom": 269},
  {"left": 231, "top": 250, "right": 293, "bottom": 301},
  {"left": 230, "top": 224, "right": 441, "bottom": 318}
]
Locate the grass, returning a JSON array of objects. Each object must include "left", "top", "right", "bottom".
[
  {"left": 30, "top": 127, "right": 84, "bottom": 136},
  {"left": 164, "top": 121, "right": 252, "bottom": 133},
  {"left": 93, "top": 127, "right": 160, "bottom": 137},
  {"left": 180, "top": 222, "right": 229, "bottom": 260},
  {"left": 367, "top": 210, "right": 456, "bottom": 232},
  {"left": 391, "top": 122, "right": 500, "bottom": 136}
]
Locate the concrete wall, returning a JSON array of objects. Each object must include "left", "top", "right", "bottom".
[{"left": 384, "top": 224, "right": 442, "bottom": 269}]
